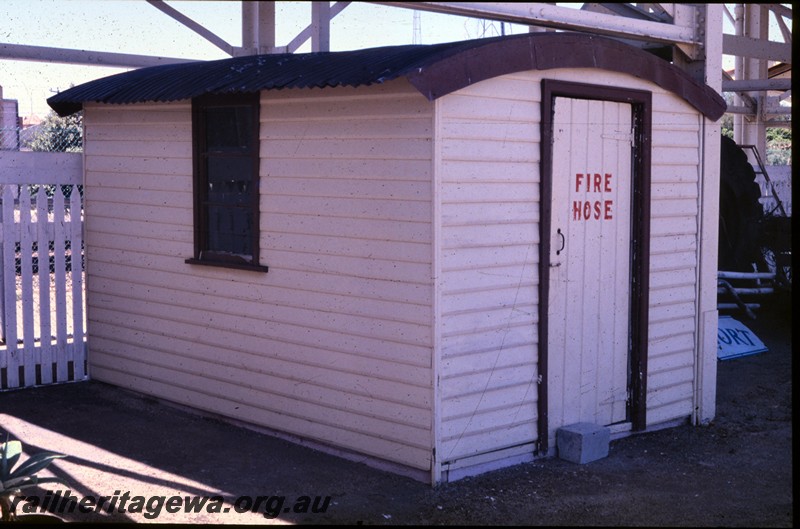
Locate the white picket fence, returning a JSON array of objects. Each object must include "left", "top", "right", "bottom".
[{"left": 0, "top": 151, "right": 86, "bottom": 390}]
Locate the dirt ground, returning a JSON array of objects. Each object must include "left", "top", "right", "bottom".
[{"left": 0, "top": 294, "right": 792, "bottom": 526}]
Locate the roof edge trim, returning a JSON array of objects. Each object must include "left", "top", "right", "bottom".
[
  {"left": 405, "top": 33, "right": 727, "bottom": 121},
  {"left": 47, "top": 33, "right": 726, "bottom": 121}
]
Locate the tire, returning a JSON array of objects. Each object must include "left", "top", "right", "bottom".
[{"left": 718, "top": 136, "right": 764, "bottom": 272}]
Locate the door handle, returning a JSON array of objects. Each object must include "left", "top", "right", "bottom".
[{"left": 556, "top": 228, "right": 565, "bottom": 255}]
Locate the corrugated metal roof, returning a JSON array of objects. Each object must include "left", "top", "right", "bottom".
[
  {"left": 46, "top": 38, "right": 473, "bottom": 116},
  {"left": 47, "top": 32, "right": 726, "bottom": 120}
]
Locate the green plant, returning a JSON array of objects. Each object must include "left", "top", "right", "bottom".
[
  {"left": 23, "top": 110, "right": 83, "bottom": 153},
  {"left": 1, "top": 434, "right": 68, "bottom": 522}
]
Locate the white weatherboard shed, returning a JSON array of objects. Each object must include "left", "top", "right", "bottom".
[{"left": 49, "top": 33, "right": 726, "bottom": 484}]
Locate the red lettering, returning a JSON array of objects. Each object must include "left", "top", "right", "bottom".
[
  {"left": 570, "top": 200, "right": 614, "bottom": 221},
  {"left": 593, "top": 173, "right": 602, "bottom": 192},
  {"left": 573, "top": 201, "right": 581, "bottom": 220},
  {"left": 574, "top": 173, "right": 613, "bottom": 194}
]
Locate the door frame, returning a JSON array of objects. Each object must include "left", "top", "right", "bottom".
[{"left": 537, "top": 79, "right": 652, "bottom": 454}]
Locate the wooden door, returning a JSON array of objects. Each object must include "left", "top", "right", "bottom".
[{"left": 547, "top": 96, "right": 633, "bottom": 431}]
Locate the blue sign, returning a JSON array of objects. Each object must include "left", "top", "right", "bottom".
[{"left": 717, "top": 316, "right": 768, "bottom": 360}]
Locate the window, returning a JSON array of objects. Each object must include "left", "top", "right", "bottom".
[{"left": 186, "top": 93, "right": 267, "bottom": 272}]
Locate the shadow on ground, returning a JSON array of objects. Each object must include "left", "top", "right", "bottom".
[{"left": 1, "top": 295, "right": 792, "bottom": 525}]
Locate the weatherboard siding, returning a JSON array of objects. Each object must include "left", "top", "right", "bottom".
[
  {"left": 83, "top": 81, "right": 435, "bottom": 472},
  {"left": 538, "top": 70, "right": 702, "bottom": 428},
  {"left": 645, "top": 104, "right": 703, "bottom": 425},
  {"left": 437, "top": 73, "right": 541, "bottom": 466},
  {"left": 434, "top": 69, "right": 705, "bottom": 468},
  {"left": 82, "top": 67, "right": 709, "bottom": 481},
  {"left": 535, "top": 71, "right": 702, "bottom": 427}
]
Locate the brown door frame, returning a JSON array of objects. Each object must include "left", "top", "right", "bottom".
[{"left": 537, "top": 79, "right": 652, "bottom": 454}]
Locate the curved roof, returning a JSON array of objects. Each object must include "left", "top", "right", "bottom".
[{"left": 47, "top": 32, "right": 726, "bottom": 120}]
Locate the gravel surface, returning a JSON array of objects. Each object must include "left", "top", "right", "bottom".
[{"left": 1, "top": 295, "right": 791, "bottom": 526}]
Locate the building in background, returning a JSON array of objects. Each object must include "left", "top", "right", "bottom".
[{"left": 0, "top": 85, "right": 21, "bottom": 150}]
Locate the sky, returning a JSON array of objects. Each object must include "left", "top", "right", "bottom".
[
  {"left": 0, "top": 0, "right": 530, "bottom": 118},
  {"left": 0, "top": 2, "right": 779, "bottom": 120}
]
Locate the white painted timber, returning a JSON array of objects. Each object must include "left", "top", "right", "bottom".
[
  {"left": 82, "top": 81, "right": 436, "bottom": 472},
  {"left": 0, "top": 152, "right": 82, "bottom": 184},
  {"left": 0, "top": 158, "right": 86, "bottom": 390},
  {"left": 648, "top": 107, "right": 703, "bottom": 426},
  {"left": 80, "top": 64, "right": 714, "bottom": 481},
  {"left": 548, "top": 97, "right": 632, "bottom": 438},
  {"left": 435, "top": 68, "right": 708, "bottom": 471},
  {"left": 437, "top": 73, "right": 540, "bottom": 466}
]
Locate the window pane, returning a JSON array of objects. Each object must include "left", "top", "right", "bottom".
[
  {"left": 207, "top": 157, "right": 252, "bottom": 205},
  {"left": 192, "top": 93, "right": 260, "bottom": 268},
  {"left": 206, "top": 205, "right": 253, "bottom": 256},
  {"left": 205, "top": 106, "right": 253, "bottom": 151}
]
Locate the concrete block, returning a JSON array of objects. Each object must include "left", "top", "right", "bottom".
[{"left": 556, "top": 422, "right": 610, "bottom": 464}]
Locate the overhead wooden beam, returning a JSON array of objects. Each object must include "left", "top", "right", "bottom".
[
  {"left": 286, "top": 2, "right": 350, "bottom": 53},
  {"left": 722, "top": 34, "right": 792, "bottom": 63},
  {"left": 241, "top": 1, "right": 277, "bottom": 55},
  {"left": 722, "top": 4, "right": 735, "bottom": 25},
  {"left": 242, "top": 1, "right": 258, "bottom": 50},
  {"left": 373, "top": 2, "right": 700, "bottom": 44},
  {"left": 722, "top": 78, "right": 792, "bottom": 92},
  {"left": 631, "top": 3, "right": 673, "bottom": 22},
  {"left": 0, "top": 42, "right": 196, "bottom": 68},
  {"left": 772, "top": 9, "right": 792, "bottom": 43},
  {"left": 311, "top": 1, "right": 331, "bottom": 52},
  {"left": 146, "top": 0, "right": 234, "bottom": 56},
  {"left": 581, "top": 2, "right": 670, "bottom": 23},
  {"left": 724, "top": 105, "right": 756, "bottom": 115},
  {"left": 725, "top": 106, "right": 792, "bottom": 117},
  {"left": 764, "top": 3, "right": 792, "bottom": 20}
]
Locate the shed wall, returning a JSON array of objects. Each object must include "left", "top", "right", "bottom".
[
  {"left": 82, "top": 68, "right": 707, "bottom": 481},
  {"left": 436, "top": 68, "right": 703, "bottom": 472},
  {"left": 83, "top": 81, "right": 435, "bottom": 473},
  {"left": 436, "top": 74, "right": 541, "bottom": 472},
  {"left": 646, "top": 92, "right": 703, "bottom": 425}
]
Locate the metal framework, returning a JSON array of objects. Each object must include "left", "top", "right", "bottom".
[
  {"left": 1, "top": 3, "right": 790, "bottom": 134},
  {"left": 1, "top": 5, "right": 791, "bottom": 92},
  {"left": 719, "top": 3, "right": 792, "bottom": 158}
]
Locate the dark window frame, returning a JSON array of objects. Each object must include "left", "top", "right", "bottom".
[{"left": 186, "top": 92, "right": 268, "bottom": 273}]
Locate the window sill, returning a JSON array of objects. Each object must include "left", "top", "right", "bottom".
[{"left": 185, "top": 258, "right": 269, "bottom": 273}]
